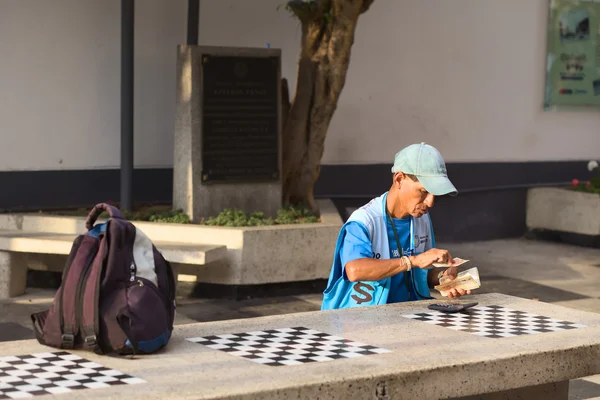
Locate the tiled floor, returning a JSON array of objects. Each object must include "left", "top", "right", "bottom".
[
  {"left": 0, "top": 322, "right": 33, "bottom": 342},
  {"left": 476, "top": 274, "right": 590, "bottom": 302},
  {"left": 571, "top": 380, "right": 600, "bottom": 400}
]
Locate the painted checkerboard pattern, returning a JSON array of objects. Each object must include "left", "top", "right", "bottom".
[
  {"left": 401, "top": 305, "right": 586, "bottom": 338},
  {"left": 186, "top": 326, "right": 391, "bottom": 366},
  {"left": 0, "top": 351, "right": 144, "bottom": 398}
]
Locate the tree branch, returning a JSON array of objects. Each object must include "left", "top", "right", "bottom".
[
  {"left": 287, "top": 0, "right": 318, "bottom": 22},
  {"left": 316, "top": 0, "right": 333, "bottom": 15},
  {"left": 325, "top": 0, "right": 362, "bottom": 102},
  {"left": 304, "top": 22, "right": 326, "bottom": 57},
  {"left": 360, "top": 0, "right": 375, "bottom": 14},
  {"left": 282, "top": 0, "right": 375, "bottom": 212},
  {"left": 282, "top": 57, "right": 317, "bottom": 195},
  {"left": 288, "top": 0, "right": 334, "bottom": 24},
  {"left": 281, "top": 78, "right": 291, "bottom": 130}
]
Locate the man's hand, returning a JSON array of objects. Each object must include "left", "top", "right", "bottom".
[
  {"left": 411, "top": 248, "right": 454, "bottom": 269},
  {"left": 441, "top": 266, "right": 471, "bottom": 298}
]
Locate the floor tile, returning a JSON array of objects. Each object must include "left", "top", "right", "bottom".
[
  {"left": 570, "top": 379, "right": 600, "bottom": 400},
  {"left": 475, "top": 275, "right": 589, "bottom": 303},
  {"left": 0, "top": 322, "right": 34, "bottom": 342}
]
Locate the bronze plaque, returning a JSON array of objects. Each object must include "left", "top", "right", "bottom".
[{"left": 201, "top": 55, "right": 279, "bottom": 183}]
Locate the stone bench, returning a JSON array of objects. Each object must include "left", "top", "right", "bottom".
[
  {"left": 0, "top": 229, "right": 227, "bottom": 299},
  {"left": 0, "top": 199, "right": 343, "bottom": 297},
  {"left": 0, "top": 293, "right": 598, "bottom": 399}
]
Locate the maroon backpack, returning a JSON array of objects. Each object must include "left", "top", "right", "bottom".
[{"left": 31, "top": 203, "right": 176, "bottom": 356}]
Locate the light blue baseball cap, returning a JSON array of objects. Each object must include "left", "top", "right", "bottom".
[{"left": 391, "top": 142, "right": 458, "bottom": 196}]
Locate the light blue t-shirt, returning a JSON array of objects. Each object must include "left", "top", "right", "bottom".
[{"left": 340, "top": 216, "right": 431, "bottom": 303}]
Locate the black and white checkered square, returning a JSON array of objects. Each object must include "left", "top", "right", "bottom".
[
  {"left": 0, "top": 351, "right": 144, "bottom": 398},
  {"left": 401, "top": 305, "right": 586, "bottom": 338},
  {"left": 186, "top": 326, "right": 391, "bottom": 366}
]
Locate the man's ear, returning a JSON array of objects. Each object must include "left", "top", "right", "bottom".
[{"left": 393, "top": 172, "right": 405, "bottom": 188}]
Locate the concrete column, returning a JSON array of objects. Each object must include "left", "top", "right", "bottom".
[
  {"left": 172, "top": 45, "right": 283, "bottom": 221},
  {"left": 0, "top": 251, "right": 28, "bottom": 299}
]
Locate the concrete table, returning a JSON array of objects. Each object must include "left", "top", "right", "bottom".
[{"left": 1, "top": 293, "right": 600, "bottom": 399}]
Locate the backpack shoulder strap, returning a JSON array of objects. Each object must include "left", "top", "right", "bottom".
[
  {"left": 79, "top": 222, "right": 109, "bottom": 354},
  {"left": 59, "top": 234, "right": 100, "bottom": 348}
]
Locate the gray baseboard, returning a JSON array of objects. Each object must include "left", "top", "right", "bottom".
[{"left": 0, "top": 160, "right": 593, "bottom": 242}]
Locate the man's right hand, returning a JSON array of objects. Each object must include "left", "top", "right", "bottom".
[{"left": 411, "top": 248, "right": 454, "bottom": 269}]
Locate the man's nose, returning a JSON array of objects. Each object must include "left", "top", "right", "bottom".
[{"left": 424, "top": 193, "right": 435, "bottom": 208}]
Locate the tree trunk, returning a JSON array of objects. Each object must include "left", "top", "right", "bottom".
[{"left": 281, "top": 0, "right": 374, "bottom": 216}]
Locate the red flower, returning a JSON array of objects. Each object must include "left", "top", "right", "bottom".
[
  {"left": 587, "top": 181, "right": 592, "bottom": 186},
  {"left": 572, "top": 179, "right": 580, "bottom": 186}
]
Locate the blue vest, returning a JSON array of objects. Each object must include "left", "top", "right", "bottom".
[{"left": 321, "top": 192, "right": 434, "bottom": 310}]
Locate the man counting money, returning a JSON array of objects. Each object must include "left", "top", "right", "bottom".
[{"left": 321, "top": 143, "right": 470, "bottom": 310}]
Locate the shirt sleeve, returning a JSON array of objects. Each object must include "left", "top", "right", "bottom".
[{"left": 339, "top": 221, "right": 373, "bottom": 280}]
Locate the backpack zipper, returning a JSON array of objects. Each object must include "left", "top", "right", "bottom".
[
  {"left": 134, "top": 275, "right": 173, "bottom": 333},
  {"left": 135, "top": 276, "right": 166, "bottom": 301}
]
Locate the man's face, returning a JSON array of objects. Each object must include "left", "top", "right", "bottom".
[{"left": 396, "top": 173, "right": 435, "bottom": 218}]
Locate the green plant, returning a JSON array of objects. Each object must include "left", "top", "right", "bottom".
[
  {"left": 572, "top": 160, "right": 600, "bottom": 194},
  {"left": 122, "top": 209, "right": 191, "bottom": 224},
  {"left": 276, "top": 206, "right": 319, "bottom": 224},
  {"left": 202, "top": 206, "right": 320, "bottom": 227},
  {"left": 203, "top": 209, "right": 273, "bottom": 227},
  {"left": 146, "top": 210, "right": 191, "bottom": 224},
  {"left": 44, "top": 206, "right": 191, "bottom": 224},
  {"left": 42, "top": 204, "right": 321, "bottom": 226}
]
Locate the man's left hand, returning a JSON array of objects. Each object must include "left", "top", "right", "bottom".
[{"left": 442, "top": 266, "right": 471, "bottom": 298}]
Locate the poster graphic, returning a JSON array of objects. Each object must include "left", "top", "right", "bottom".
[{"left": 545, "top": 0, "right": 600, "bottom": 107}]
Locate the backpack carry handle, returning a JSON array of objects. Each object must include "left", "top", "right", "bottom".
[{"left": 86, "top": 203, "right": 125, "bottom": 230}]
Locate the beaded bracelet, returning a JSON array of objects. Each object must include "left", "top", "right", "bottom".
[{"left": 401, "top": 256, "right": 412, "bottom": 272}]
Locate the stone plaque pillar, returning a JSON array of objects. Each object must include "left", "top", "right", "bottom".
[{"left": 173, "top": 46, "right": 282, "bottom": 221}]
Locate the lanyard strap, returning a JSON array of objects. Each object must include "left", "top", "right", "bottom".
[{"left": 385, "top": 208, "right": 413, "bottom": 300}]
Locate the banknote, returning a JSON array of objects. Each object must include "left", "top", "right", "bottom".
[
  {"left": 432, "top": 257, "right": 470, "bottom": 268},
  {"left": 435, "top": 267, "right": 481, "bottom": 297}
]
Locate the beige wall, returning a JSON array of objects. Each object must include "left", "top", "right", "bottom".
[
  {"left": 1, "top": 0, "right": 599, "bottom": 172},
  {"left": 0, "top": 0, "right": 187, "bottom": 170},
  {"left": 326, "top": 0, "right": 600, "bottom": 164}
]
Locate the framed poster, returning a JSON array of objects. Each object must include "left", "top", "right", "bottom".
[{"left": 545, "top": 0, "right": 600, "bottom": 108}]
